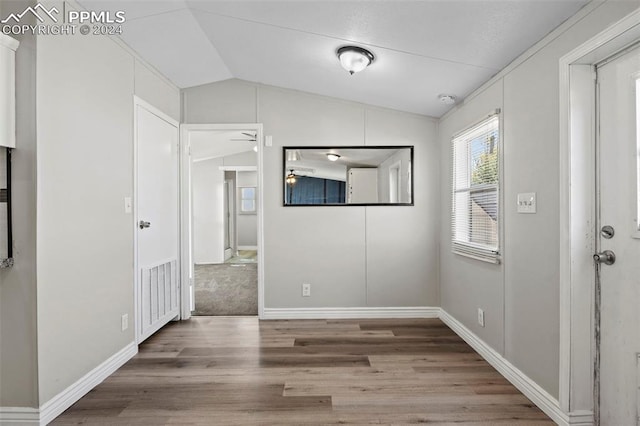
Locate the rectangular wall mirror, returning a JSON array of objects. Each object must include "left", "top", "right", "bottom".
[{"left": 283, "top": 146, "right": 413, "bottom": 206}]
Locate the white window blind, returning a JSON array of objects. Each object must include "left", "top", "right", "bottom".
[{"left": 452, "top": 113, "right": 500, "bottom": 263}]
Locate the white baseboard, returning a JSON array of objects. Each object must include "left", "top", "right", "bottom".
[
  {"left": 0, "top": 407, "right": 39, "bottom": 425},
  {"left": 439, "top": 309, "right": 573, "bottom": 426},
  {"left": 38, "top": 342, "right": 137, "bottom": 425},
  {"left": 262, "top": 306, "right": 440, "bottom": 320},
  {"left": 237, "top": 245, "right": 257, "bottom": 251},
  {"left": 561, "top": 410, "right": 594, "bottom": 425}
]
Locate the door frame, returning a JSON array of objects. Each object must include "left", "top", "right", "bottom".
[
  {"left": 223, "top": 176, "right": 236, "bottom": 261},
  {"left": 133, "top": 96, "right": 181, "bottom": 344},
  {"left": 179, "top": 123, "right": 265, "bottom": 320},
  {"left": 559, "top": 9, "right": 640, "bottom": 421},
  {"left": 223, "top": 177, "right": 236, "bottom": 262}
]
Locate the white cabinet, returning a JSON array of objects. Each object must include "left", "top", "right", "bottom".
[
  {"left": 348, "top": 168, "right": 378, "bottom": 204},
  {"left": 0, "top": 34, "right": 19, "bottom": 148}
]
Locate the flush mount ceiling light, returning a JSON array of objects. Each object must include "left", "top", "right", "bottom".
[
  {"left": 326, "top": 153, "right": 341, "bottom": 162},
  {"left": 438, "top": 94, "right": 457, "bottom": 105},
  {"left": 337, "top": 46, "right": 375, "bottom": 75}
]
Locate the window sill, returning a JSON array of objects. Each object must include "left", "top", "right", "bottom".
[{"left": 452, "top": 248, "right": 501, "bottom": 265}]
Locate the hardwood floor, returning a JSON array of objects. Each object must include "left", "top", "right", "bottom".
[{"left": 52, "top": 317, "right": 553, "bottom": 425}]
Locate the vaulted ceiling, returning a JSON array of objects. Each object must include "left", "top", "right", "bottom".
[{"left": 79, "top": 0, "right": 589, "bottom": 117}]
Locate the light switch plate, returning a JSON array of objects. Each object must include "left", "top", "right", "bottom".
[
  {"left": 517, "top": 192, "right": 536, "bottom": 214},
  {"left": 124, "top": 197, "right": 132, "bottom": 214},
  {"left": 265, "top": 135, "right": 273, "bottom": 147}
]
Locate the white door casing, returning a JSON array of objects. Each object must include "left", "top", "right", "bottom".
[
  {"left": 559, "top": 11, "right": 640, "bottom": 421},
  {"left": 134, "top": 97, "right": 180, "bottom": 343},
  {"left": 180, "top": 124, "right": 265, "bottom": 320},
  {"left": 596, "top": 45, "right": 640, "bottom": 425}
]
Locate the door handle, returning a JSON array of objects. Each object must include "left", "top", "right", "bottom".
[
  {"left": 593, "top": 250, "right": 615, "bottom": 265},
  {"left": 139, "top": 220, "right": 151, "bottom": 229}
]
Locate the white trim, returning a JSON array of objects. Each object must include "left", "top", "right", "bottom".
[
  {"left": 0, "top": 407, "right": 39, "bottom": 424},
  {"left": 180, "top": 123, "right": 265, "bottom": 320},
  {"left": 134, "top": 96, "right": 179, "bottom": 128},
  {"left": 262, "top": 307, "right": 440, "bottom": 320},
  {"left": 439, "top": 310, "right": 572, "bottom": 425},
  {"left": 237, "top": 245, "right": 258, "bottom": 251},
  {"left": 38, "top": 342, "right": 137, "bottom": 425},
  {"left": 452, "top": 247, "right": 501, "bottom": 264},
  {"left": 219, "top": 166, "right": 257, "bottom": 172},
  {"left": 180, "top": 124, "right": 192, "bottom": 318},
  {"left": 0, "top": 33, "right": 19, "bottom": 51},
  {"left": 559, "top": 7, "right": 640, "bottom": 417},
  {"left": 564, "top": 411, "right": 596, "bottom": 426}
]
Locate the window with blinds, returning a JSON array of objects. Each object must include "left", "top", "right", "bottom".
[{"left": 452, "top": 113, "right": 500, "bottom": 263}]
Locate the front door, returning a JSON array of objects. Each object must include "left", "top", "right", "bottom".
[
  {"left": 596, "top": 45, "right": 640, "bottom": 424},
  {"left": 135, "top": 99, "right": 180, "bottom": 342}
]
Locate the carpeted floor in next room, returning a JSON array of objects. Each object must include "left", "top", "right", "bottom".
[{"left": 193, "top": 250, "right": 258, "bottom": 316}]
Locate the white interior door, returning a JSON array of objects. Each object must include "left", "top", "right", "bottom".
[
  {"left": 596, "top": 45, "right": 640, "bottom": 424},
  {"left": 135, "top": 99, "right": 180, "bottom": 343}
]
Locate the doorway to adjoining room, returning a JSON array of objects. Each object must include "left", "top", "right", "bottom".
[{"left": 187, "top": 128, "right": 259, "bottom": 316}]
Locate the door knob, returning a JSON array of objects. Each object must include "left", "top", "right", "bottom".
[
  {"left": 593, "top": 250, "right": 615, "bottom": 265},
  {"left": 139, "top": 220, "right": 151, "bottom": 229}
]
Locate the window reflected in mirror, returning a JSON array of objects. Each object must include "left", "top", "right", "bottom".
[{"left": 283, "top": 146, "right": 413, "bottom": 206}]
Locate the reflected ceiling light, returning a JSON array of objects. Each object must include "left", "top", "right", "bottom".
[
  {"left": 326, "top": 153, "right": 341, "bottom": 162},
  {"left": 286, "top": 150, "right": 300, "bottom": 162},
  {"left": 286, "top": 169, "right": 297, "bottom": 186},
  {"left": 337, "top": 46, "right": 375, "bottom": 75},
  {"left": 438, "top": 94, "right": 456, "bottom": 105},
  {"left": 253, "top": 145, "right": 258, "bottom": 152}
]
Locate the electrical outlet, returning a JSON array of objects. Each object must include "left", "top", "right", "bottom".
[
  {"left": 477, "top": 308, "right": 485, "bottom": 327},
  {"left": 302, "top": 283, "right": 311, "bottom": 297},
  {"left": 121, "top": 314, "right": 129, "bottom": 331}
]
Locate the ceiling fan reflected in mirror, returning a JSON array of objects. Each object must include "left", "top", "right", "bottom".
[
  {"left": 286, "top": 169, "right": 297, "bottom": 186},
  {"left": 286, "top": 167, "right": 316, "bottom": 187},
  {"left": 230, "top": 132, "right": 257, "bottom": 142}
]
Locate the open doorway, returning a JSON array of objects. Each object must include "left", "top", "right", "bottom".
[{"left": 181, "top": 125, "right": 263, "bottom": 318}]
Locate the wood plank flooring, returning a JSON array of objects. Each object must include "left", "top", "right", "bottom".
[{"left": 52, "top": 317, "right": 553, "bottom": 425}]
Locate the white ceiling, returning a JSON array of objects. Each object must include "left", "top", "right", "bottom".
[
  {"left": 285, "top": 147, "right": 405, "bottom": 181},
  {"left": 190, "top": 130, "right": 256, "bottom": 161},
  {"left": 78, "top": 0, "right": 589, "bottom": 117}
]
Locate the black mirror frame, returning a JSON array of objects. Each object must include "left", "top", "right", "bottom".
[{"left": 282, "top": 145, "right": 414, "bottom": 207}]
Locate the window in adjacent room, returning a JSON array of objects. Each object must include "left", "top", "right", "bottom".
[
  {"left": 239, "top": 187, "right": 257, "bottom": 214},
  {"left": 451, "top": 112, "right": 500, "bottom": 263}
]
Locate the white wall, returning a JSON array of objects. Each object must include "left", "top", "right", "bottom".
[
  {"left": 184, "top": 81, "right": 439, "bottom": 309},
  {"left": 377, "top": 148, "right": 411, "bottom": 203},
  {"left": 438, "top": 0, "right": 640, "bottom": 399},
  {"left": 0, "top": 0, "right": 38, "bottom": 408},
  {"left": 35, "top": 0, "right": 180, "bottom": 405},
  {"left": 237, "top": 171, "right": 257, "bottom": 247},
  {"left": 192, "top": 158, "right": 225, "bottom": 264}
]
